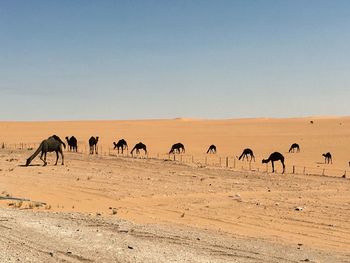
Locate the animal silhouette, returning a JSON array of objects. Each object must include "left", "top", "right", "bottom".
[
  {"left": 206, "top": 144, "right": 217, "bottom": 154},
  {"left": 262, "top": 152, "right": 285, "bottom": 173},
  {"left": 66, "top": 136, "right": 78, "bottom": 152},
  {"left": 322, "top": 152, "right": 332, "bottom": 164},
  {"left": 131, "top": 142, "right": 147, "bottom": 155},
  {"left": 289, "top": 143, "right": 300, "bottom": 153},
  {"left": 238, "top": 148, "right": 255, "bottom": 162},
  {"left": 89, "top": 136, "right": 99, "bottom": 154},
  {"left": 26, "top": 135, "right": 66, "bottom": 166},
  {"left": 113, "top": 139, "right": 128, "bottom": 154},
  {"left": 169, "top": 143, "right": 185, "bottom": 154}
]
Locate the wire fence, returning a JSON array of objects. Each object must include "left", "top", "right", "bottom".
[{"left": 1, "top": 142, "right": 348, "bottom": 179}]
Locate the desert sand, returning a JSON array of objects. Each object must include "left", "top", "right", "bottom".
[{"left": 0, "top": 117, "right": 350, "bottom": 262}]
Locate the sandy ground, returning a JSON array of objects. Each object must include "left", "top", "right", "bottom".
[
  {"left": 0, "top": 147, "right": 350, "bottom": 262},
  {"left": 0, "top": 117, "right": 350, "bottom": 262}
]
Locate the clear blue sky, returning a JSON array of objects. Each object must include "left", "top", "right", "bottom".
[{"left": 1, "top": 0, "right": 349, "bottom": 120}]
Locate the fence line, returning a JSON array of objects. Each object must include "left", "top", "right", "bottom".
[{"left": 1, "top": 142, "right": 348, "bottom": 179}]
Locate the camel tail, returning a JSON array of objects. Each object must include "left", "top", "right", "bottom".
[
  {"left": 26, "top": 142, "right": 43, "bottom": 166},
  {"left": 206, "top": 148, "right": 210, "bottom": 154}
]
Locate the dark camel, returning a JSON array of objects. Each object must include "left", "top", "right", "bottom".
[
  {"left": 206, "top": 144, "right": 217, "bottom": 154},
  {"left": 238, "top": 148, "right": 255, "bottom": 162},
  {"left": 169, "top": 143, "right": 185, "bottom": 154},
  {"left": 262, "top": 152, "right": 285, "bottom": 173},
  {"left": 66, "top": 136, "right": 78, "bottom": 152},
  {"left": 113, "top": 139, "right": 128, "bottom": 154},
  {"left": 131, "top": 142, "right": 147, "bottom": 155},
  {"left": 26, "top": 135, "right": 66, "bottom": 166},
  {"left": 289, "top": 143, "right": 300, "bottom": 153},
  {"left": 89, "top": 136, "right": 99, "bottom": 154},
  {"left": 323, "top": 152, "right": 332, "bottom": 164}
]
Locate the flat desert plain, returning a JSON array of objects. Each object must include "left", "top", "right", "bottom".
[{"left": 0, "top": 117, "right": 350, "bottom": 262}]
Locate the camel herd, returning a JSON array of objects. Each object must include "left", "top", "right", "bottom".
[{"left": 23, "top": 135, "right": 337, "bottom": 174}]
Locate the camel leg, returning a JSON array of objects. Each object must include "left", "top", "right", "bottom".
[
  {"left": 40, "top": 152, "right": 47, "bottom": 166},
  {"left": 271, "top": 161, "right": 275, "bottom": 173},
  {"left": 55, "top": 151, "right": 59, "bottom": 165},
  {"left": 60, "top": 149, "right": 64, "bottom": 165},
  {"left": 95, "top": 145, "right": 98, "bottom": 154},
  {"left": 281, "top": 160, "right": 285, "bottom": 174},
  {"left": 43, "top": 152, "right": 48, "bottom": 166}
]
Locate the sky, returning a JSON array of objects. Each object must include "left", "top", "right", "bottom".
[{"left": 0, "top": 0, "right": 349, "bottom": 121}]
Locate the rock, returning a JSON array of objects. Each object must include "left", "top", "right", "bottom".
[
  {"left": 128, "top": 246, "right": 133, "bottom": 249},
  {"left": 295, "top": 207, "right": 303, "bottom": 211}
]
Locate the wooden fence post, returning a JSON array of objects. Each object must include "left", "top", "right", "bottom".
[
  {"left": 205, "top": 156, "right": 207, "bottom": 165},
  {"left": 233, "top": 158, "right": 236, "bottom": 169},
  {"left": 219, "top": 157, "right": 221, "bottom": 167},
  {"left": 292, "top": 165, "right": 295, "bottom": 174},
  {"left": 192, "top": 156, "right": 194, "bottom": 163},
  {"left": 226, "top": 157, "right": 229, "bottom": 168},
  {"left": 322, "top": 169, "right": 325, "bottom": 176}
]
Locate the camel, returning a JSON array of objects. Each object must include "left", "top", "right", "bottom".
[
  {"left": 289, "top": 143, "right": 300, "bottom": 153},
  {"left": 113, "top": 139, "right": 128, "bottom": 154},
  {"left": 66, "top": 136, "right": 78, "bottom": 152},
  {"left": 262, "top": 152, "right": 285, "bottom": 173},
  {"left": 26, "top": 135, "right": 66, "bottom": 166},
  {"left": 89, "top": 136, "right": 99, "bottom": 154},
  {"left": 131, "top": 142, "right": 147, "bottom": 155},
  {"left": 206, "top": 144, "right": 217, "bottom": 154},
  {"left": 238, "top": 148, "right": 255, "bottom": 162},
  {"left": 169, "top": 143, "right": 185, "bottom": 154},
  {"left": 323, "top": 152, "right": 332, "bottom": 164}
]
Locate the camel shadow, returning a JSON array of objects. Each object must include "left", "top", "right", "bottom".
[{"left": 18, "top": 164, "right": 42, "bottom": 167}]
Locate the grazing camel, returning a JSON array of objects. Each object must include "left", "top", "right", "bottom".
[
  {"left": 206, "top": 144, "right": 217, "bottom": 154},
  {"left": 89, "top": 136, "right": 99, "bottom": 154},
  {"left": 26, "top": 135, "right": 66, "bottom": 166},
  {"left": 66, "top": 136, "right": 78, "bottom": 152},
  {"left": 113, "top": 139, "right": 128, "bottom": 154},
  {"left": 289, "top": 143, "right": 300, "bottom": 153},
  {"left": 131, "top": 142, "right": 147, "bottom": 155},
  {"left": 262, "top": 152, "right": 285, "bottom": 173},
  {"left": 323, "top": 152, "right": 332, "bottom": 164},
  {"left": 169, "top": 143, "right": 185, "bottom": 154},
  {"left": 238, "top": 148, "right": 255, "bottom": 162}
]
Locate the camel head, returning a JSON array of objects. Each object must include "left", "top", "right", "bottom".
[{"left": 262, "top": 159, "right": 268, "bottom": 164}]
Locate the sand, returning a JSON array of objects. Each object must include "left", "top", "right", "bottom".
[{"left": 0, "top": 117, "right": 350, "bottom": 262}]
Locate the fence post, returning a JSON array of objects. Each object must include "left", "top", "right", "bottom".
[
  {"left": 292, "top": 165, "right": 295, "bottom": 174},
  {"left": 249, "top": 161, "right": 251, "bottom": 170},
  {"left": 205, "top": 156, "right": 207, "bottom": 165},
  {"left": 233, "top": 158, "right": 236, "bottom": 169},
  {"left": 226, "top": 157, "right": 229, "bottom": 167},
  {"left": 180, "top": 155, "right": 183, "bottom": 162},
  {"left": 322, "top": 169, "right": 325, "bottom": 176},
  {"left": 173, "top": 154, "right": 176, "bottom": 161},
  {"left": 219, "top": 157, "right": 221, "bottom": 167}
]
